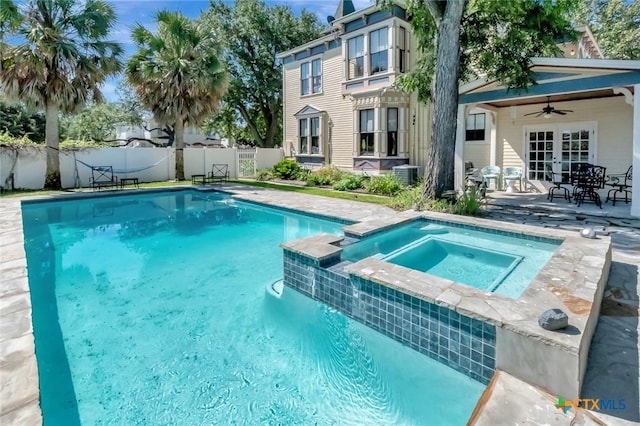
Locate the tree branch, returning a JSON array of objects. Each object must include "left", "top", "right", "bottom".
[{"left": 425, "top": 0, "right": 443, "bottom": 24}]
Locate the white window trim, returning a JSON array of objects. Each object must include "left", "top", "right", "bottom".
[
  {"left": 297, "top": 114, "right": 325, "bottom": 156},
  {"left": 300, "top": 56, "right": 323, "bottom": 97},
  {"left": 344, "top": 22, "right": 393, "bottom": 82},
  {"left": 465, "top": 112, "right": 489, "bottom": 145}
]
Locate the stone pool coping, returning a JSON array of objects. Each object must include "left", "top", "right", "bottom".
[
  {"left": 0, "top": 185, "right": 612, "bottom": 423},
  {"left": 282, "top": 209, "right": 612, "bottom": 400}
]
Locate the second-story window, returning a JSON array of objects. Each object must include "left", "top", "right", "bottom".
[
  {"left": 359, "top": 109, "right": 374, "bottom": 155},
  {"left": 465, "top": 113, "right": 486, "bottom": 142},
  {"left": 398, "top": 27, "right": 406, "bottom": 73},
  {"left": 348, "top": 35, "right": 364, "bottom": 79},
  {"left": 370, "top": 28, "right": 388, "bottom": 74},
  {"left": 312, "top": 59, "right": 322, "bottom": 93},
  {"left": 301, "top": 62, "right": 310, "bottom": 95},
  {"left": 301, "top": 58, "right": 322, "bottom": 95}
]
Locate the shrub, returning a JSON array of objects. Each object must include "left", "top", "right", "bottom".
[
  {"left": 256, "top": 168, "right": 273, "bottom": 181},
  {"left": 333, "top": 174, "right": 368, "bottom": 191},
  {"left": 390, "top": 182, "right": 483, "bottom": 216},
  {"left": 306, "top": 166, "right": 344, "bottom": 186},
  {"left": 272, "top": 159, "right": 301, "bottom": 180},
  {"left": 451, "top": 186, "right": 484, "bottom": 216},
  {"left": 390, "top": 185, "right": 423, "bottom": 210},
  {"left": 365, "top": 174, "right": 403, "bottom": 196},
  {"left": 295, "top": 168, "right": 311, "bottom": 181}
]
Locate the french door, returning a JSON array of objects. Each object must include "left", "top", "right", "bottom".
[{"left": 525, "top": 123, "right": 596, "bottom": 183}]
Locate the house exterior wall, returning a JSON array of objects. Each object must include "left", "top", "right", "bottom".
[
  {"left": 281, "top": 8, "right": 432, "bottom": 175},
  {"left": 496, "top": 96, "right": 633, "bottom": 177},
  {"left": 283, "top": 47, "right": 355, "bottom": 169}
]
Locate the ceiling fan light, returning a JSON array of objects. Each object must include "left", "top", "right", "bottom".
[{"left": 544, "top": 112, "right": 552, "bottom": 119}]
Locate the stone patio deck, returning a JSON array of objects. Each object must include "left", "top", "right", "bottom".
[{"left": 0, "top": 183, "right": 638, "bottom": 424}]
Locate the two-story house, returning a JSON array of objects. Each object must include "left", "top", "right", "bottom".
[
  {"left": 279, "top": 0, "right": 426, "bottom": 174},
  {"left": 279, "top": 1, "right": 640, "bottom": 216}
]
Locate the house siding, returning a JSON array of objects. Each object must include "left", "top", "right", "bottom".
[
  {"left": 283, "top": 48, "right": 355, "bottom": 169},
  {"left": 281, "top": 11, "right": 433, "bottom": 175},
  {"left": 496, "top": 96, "right": 632, "bottom": 175}
]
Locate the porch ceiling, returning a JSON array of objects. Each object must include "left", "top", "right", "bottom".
[{"left": 487, "top": 88, "right": 630, "bottom": 108}]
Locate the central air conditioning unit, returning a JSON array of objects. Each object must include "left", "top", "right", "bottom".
[{"left": 392, "top": 165, "right": 420, "bottom": 186}]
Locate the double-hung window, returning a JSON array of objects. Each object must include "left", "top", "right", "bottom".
[
  {"left": 299, "top": 119, "right": 308, "bottom": 153},
  {"left": 465, "top": 113, "right": 486, "bottom": 142},
  {"left": 387, "top": 108, "right": 398, "bottom": 156},
  {"left": 359, "top": 109, "right": 374, "bottom": 155},
  {"left": 298, "top": 117, "right": 321, "bottom": 154},
  {"left": 312, "top": 60, "right": 322, "bottom": 93},
  {"left": 370, "top": 28, "right": 388, "bottom": 74},
  {"left": 310, "top": 117, "right": 320, "bottom": 154},
  {"left": 348, "top": 36, "right": 364, "bottom": 79},
  {"left": 398, "top": 27, "right": 406, "bottom": 73},
  {"left": 301, "top": 62, "right": 310, "bottom": 95},
  {"left": 301, "top": 58, "right": 322, "bottom": 95}
]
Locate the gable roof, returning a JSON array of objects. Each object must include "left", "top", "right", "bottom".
[{"left": 294, "top": 105, "right": 324, "bottom": 116}]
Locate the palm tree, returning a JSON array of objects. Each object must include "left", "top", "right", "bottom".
[
  {"left": 126, "top": 11, "right": 228, "bottom": 180},
  {"left": 0, "top": 0, "right": 122, "bottom": 189}
]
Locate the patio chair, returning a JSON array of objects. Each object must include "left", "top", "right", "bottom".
[
  {"left": 545, "top": 166, "right": 571, "bottom": 202},
  {"left": 207, "top": 163, "right": 229, "bottom": 184},
  {"left": 502, "top": 167, "right": 523, "bottom": 193},
  {"left": 90, "top": 166, "right": 118, "bottom": 190},
  {"left": 605, "top": 166, "right": 632, "bottom": 206},
  {"left": 480, "top": 165, "right": 501, "bottom": 190}
]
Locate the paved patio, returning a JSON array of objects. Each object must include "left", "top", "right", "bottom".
[{"left": 0, "top": 184, "right": 638, "bottom": 424}]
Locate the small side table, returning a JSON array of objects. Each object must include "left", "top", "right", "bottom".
[
  {"left": 120, "top": 177, "right": 139, "bottom": 189},
  {"left": 191, "top": 174, "right": 206, "bottom": 185}
]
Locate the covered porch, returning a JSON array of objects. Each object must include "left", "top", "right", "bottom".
[{"left": 454, "top": 58, "right": 640, "bottom": 218}]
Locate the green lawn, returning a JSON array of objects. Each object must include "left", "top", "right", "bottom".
[{"left": 0, "top": 179, "right": 394, "bottom": 208}]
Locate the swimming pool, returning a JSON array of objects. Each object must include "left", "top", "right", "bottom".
[
  {"left": 341, "top": 220, "right": 560, "bottom": 298},
  {"left": 21, "top": 190, "right": 484, "bottom": 424}
]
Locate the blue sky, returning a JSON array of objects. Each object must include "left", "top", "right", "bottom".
[{"left": 104, "top": 0, "right": 373, "bottom": 100}]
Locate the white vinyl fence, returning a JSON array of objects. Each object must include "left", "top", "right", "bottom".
[{"left": 0, "top": 146, "right": 284, "bottom": 190}]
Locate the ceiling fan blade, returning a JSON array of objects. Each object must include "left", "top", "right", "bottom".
[
  {"left": 553, "top": 110, "right": 567, "bottom": 115},
  {"left": 524, "top": 111, "right": 541, "bottom": 116},
  {"left": 556, "top": 109, "right": 573, "bottom": 113}
]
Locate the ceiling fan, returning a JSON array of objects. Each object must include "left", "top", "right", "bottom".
[{"left": 524, "top": 96, "right": 573, "bottom": 118}]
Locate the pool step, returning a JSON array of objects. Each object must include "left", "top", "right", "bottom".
[{"left": 266, "top": 278, "right": 284, "bottom": 298}]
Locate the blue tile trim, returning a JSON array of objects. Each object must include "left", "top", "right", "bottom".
[{"left": 283, "top": 250, "right": 496, "bottom": 384}]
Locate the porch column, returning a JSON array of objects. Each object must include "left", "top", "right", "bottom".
[
  {"left": 454, "top": 104, "right": 466, "bottom": 191},
  {"left": 489, "top": 111, "right": 497, "bottom": 167},
  {"left": 632, "top": 83, "right": 640, "bottom": 217}
]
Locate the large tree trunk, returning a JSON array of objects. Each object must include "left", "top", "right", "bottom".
[
  {"left": 174, "top": 118, "right": 185, "bottom": 180},
  {"left": 44, "top": 101, "right": 61, "bottom": 190},
  {"left": 423, "top": 0, "right": 466, "bottom": 200}
]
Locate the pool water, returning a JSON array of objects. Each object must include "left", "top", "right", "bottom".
[
  {"left": 342, "top": 221, "right": 560, "bottom": 298},
  {"left": 385, "top": 237, "right": 523, "bottom": 291},
  {"left": 22, "top": 190, "right": 484, "bottom": 425}
]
